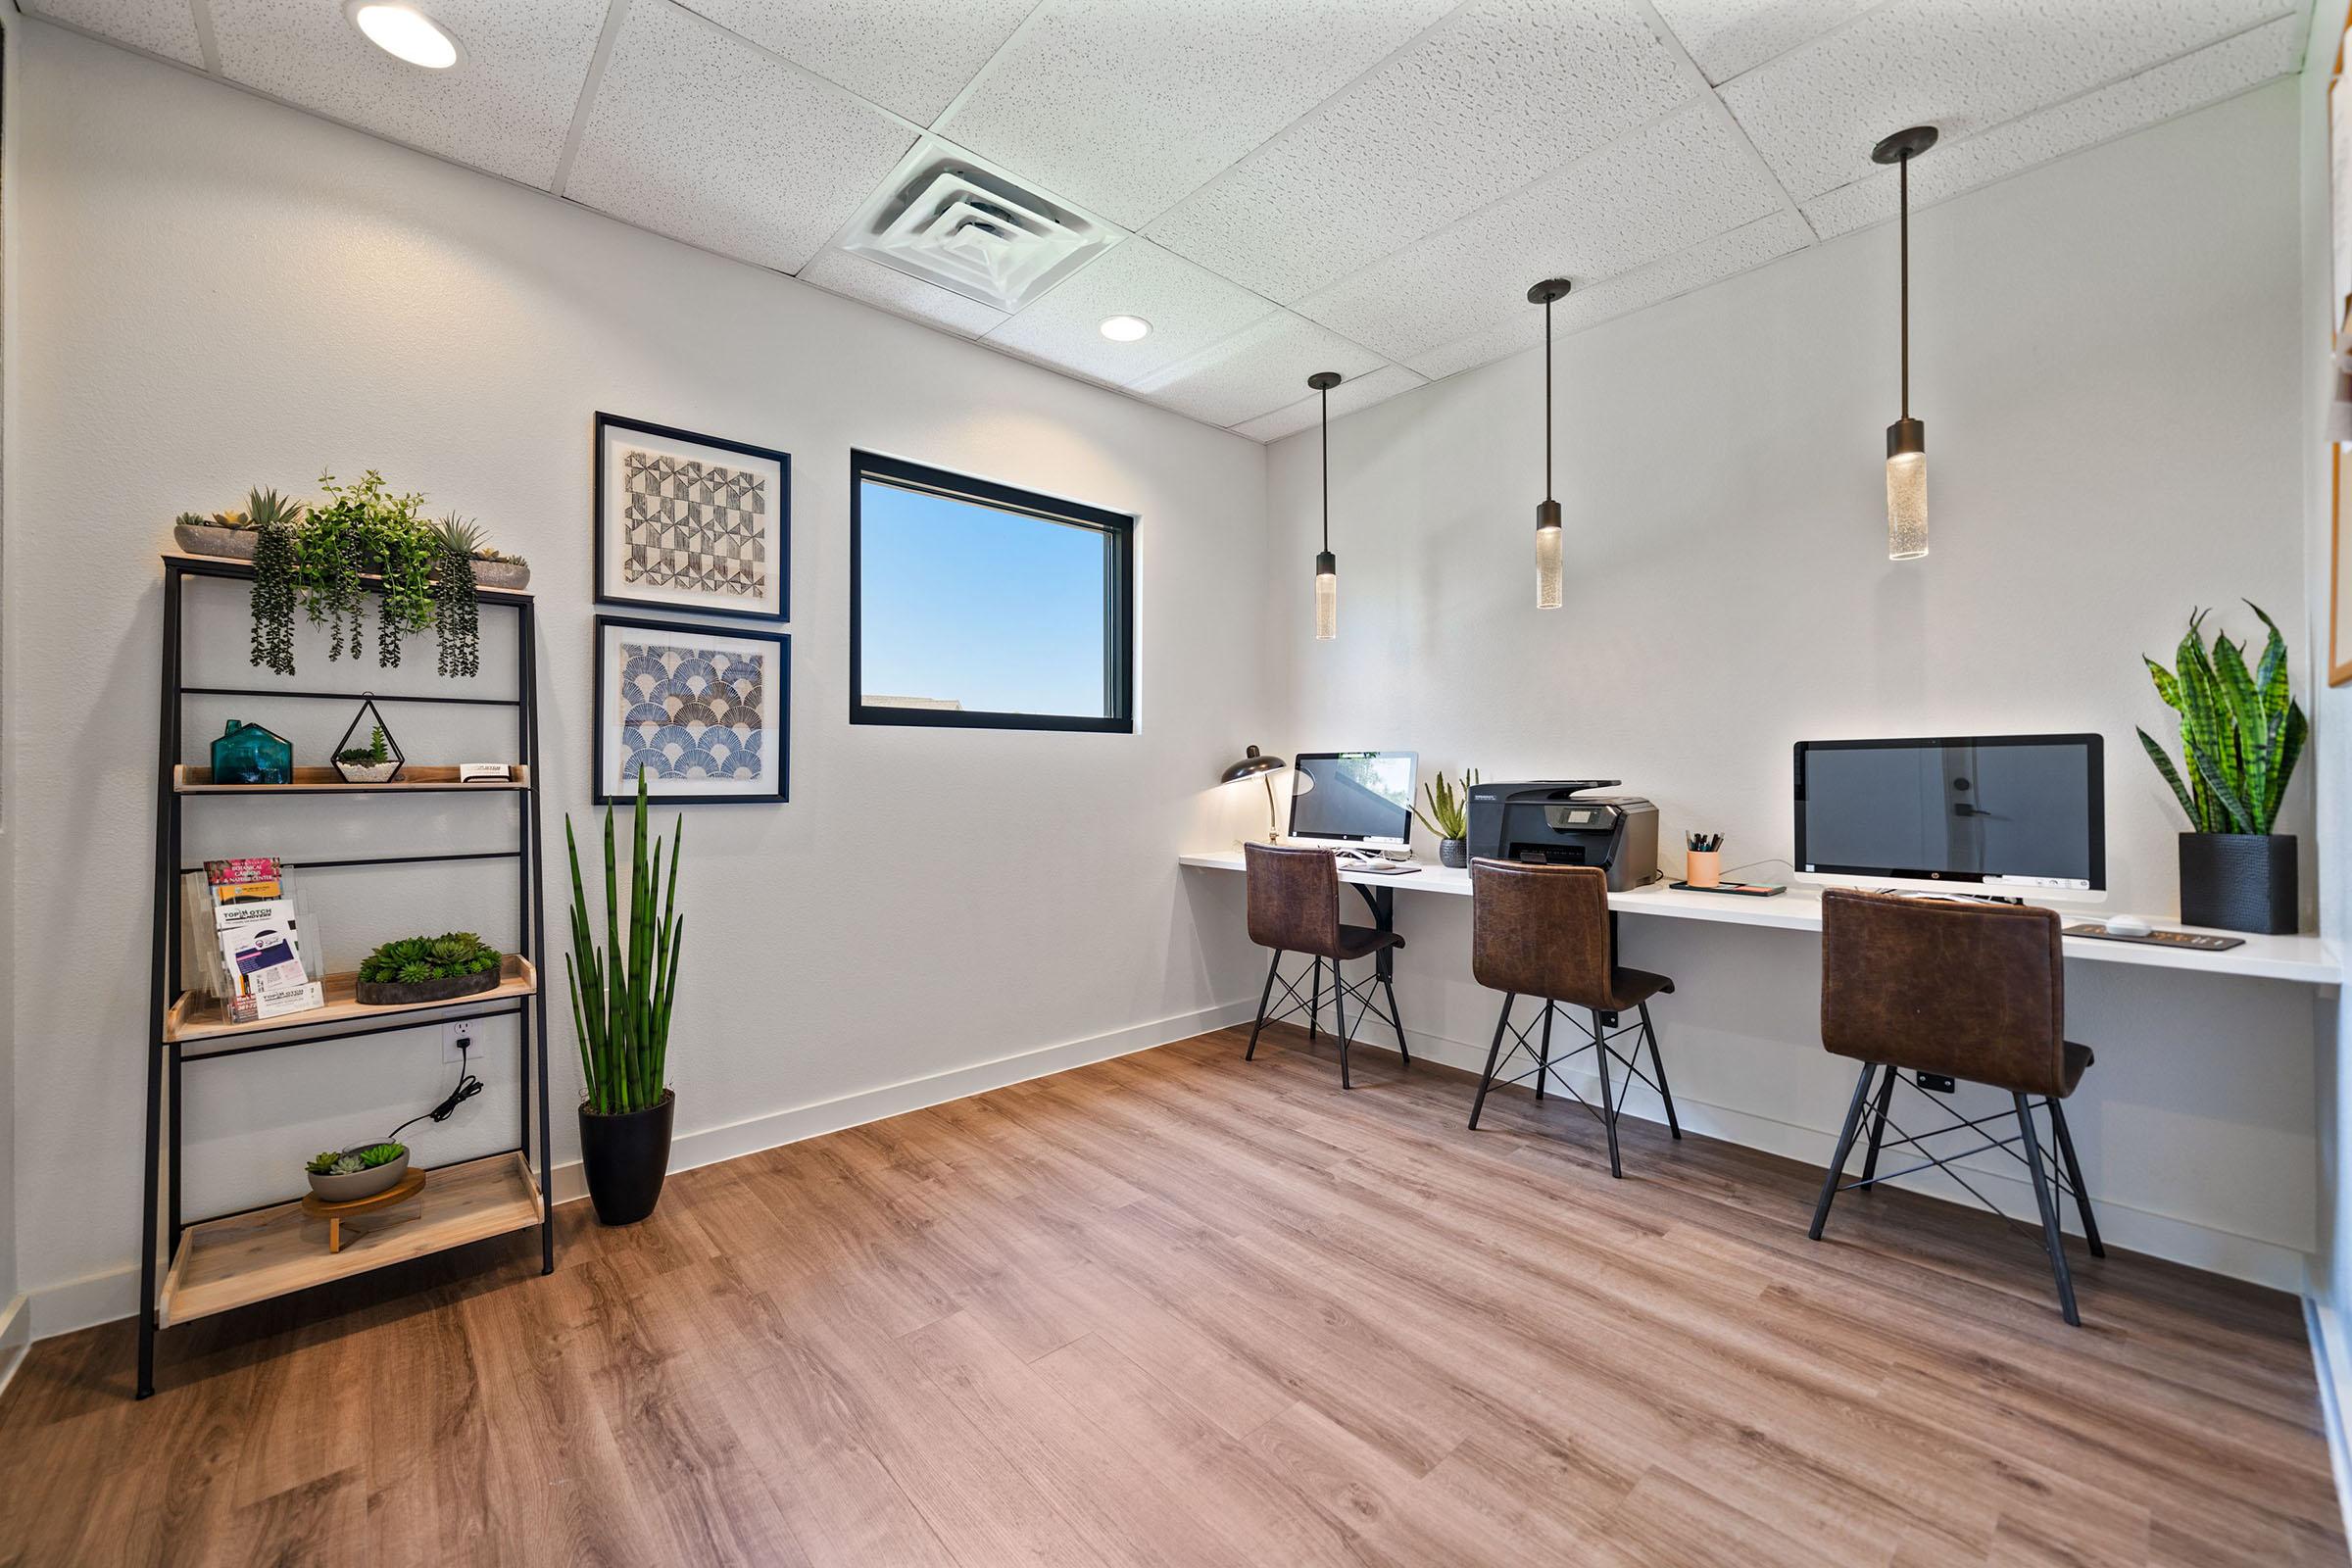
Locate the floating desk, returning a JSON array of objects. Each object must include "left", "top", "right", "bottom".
[{"left": 1177, "top": 851, "right": 2340, "bottom": 986}]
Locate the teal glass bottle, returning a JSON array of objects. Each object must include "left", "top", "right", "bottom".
[{"left": 211, "top": 718, "right": 292, "bottom": 786}]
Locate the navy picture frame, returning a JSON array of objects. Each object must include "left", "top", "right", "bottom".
[
  {"left": 594, "top": 412, "right": 791, "bottom": 623},
  {"left": 594, "top": 612, "right": 790, "bottom": 806}
]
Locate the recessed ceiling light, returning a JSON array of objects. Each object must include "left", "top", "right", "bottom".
[
  {"left": 347, "top": 1, "right": 464, "bottom": 69},
  {"left": 1099, "top": 315, "right": 1151, "bottom": 342}
]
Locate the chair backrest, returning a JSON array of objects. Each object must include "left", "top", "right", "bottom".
[
  {"left": 1470, "top": 859, "right": 1614, "bottom": 1008},
  {"left": 1820, "top": 889, "right": 2068, "bottom": 1097},
  {"left": 1245, "top": 843, "right": 1343, "bottom": 958}
]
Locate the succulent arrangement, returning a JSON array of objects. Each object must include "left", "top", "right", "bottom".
[
  {"left": 334, "top": 725, "right": 393, "bottom": 769},
  {"left": 1412, "top": 766, "right": 1480, "bottom": 842},
  {"left": 184, "top": 473, "right": 523, "bottom": 679},
  {"left": 2137, "top": 603, "right": 2307, "bottom": 837},
  {"left": 359, "top": 931, "right": 502, "bottom": 987},
  {"left": 305, "top": 1142, "right": 407, "bottom": 1178},
  {"left": 566, "top": 772, "right": 686, "bottom": 1116}
]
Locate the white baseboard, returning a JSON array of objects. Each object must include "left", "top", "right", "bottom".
[
  {"left": 1396, "top": 1024, "right": 2311, "bottom": 1292},
  {"left": 0, "top": 1294, "right": 27, "bottom": 1400},
  {"left": 2306, "top": 1296, "right": 2352, "bottom": 1548},
  {"left": 21, "top": 997, "right": 1260, "bottom": 1342}
]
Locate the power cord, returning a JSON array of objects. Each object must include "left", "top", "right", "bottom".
[{"left": 387, "top": 1039, "right": 483, "bottom": 1145}]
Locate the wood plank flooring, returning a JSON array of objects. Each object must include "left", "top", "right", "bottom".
[{"left": 0, "top": 1024, "right": 2340, "bottom": 1566}]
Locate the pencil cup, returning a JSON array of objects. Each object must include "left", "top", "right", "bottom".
[{"left": 1686, "top": 851, "right": 1721, "bottom": 888}]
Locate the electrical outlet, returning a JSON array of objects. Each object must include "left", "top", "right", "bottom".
[
  {"left": 1916, "top": 1071, "right": 1957, "bottom": 1094},
  {"left": 444, "top": 1020, "right": 476, "bottom": 1064}
]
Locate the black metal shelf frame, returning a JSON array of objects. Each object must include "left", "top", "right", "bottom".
[{"left": 139, "top": 555, "right": 554, "bottom": 1398}]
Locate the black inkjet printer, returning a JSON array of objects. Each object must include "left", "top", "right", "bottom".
[{"left": 1464, "top": 780, "right": 1660, "bottom": 891}]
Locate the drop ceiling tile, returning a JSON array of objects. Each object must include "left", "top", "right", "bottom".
[
  {"left": 983, "top": 238, "right": 1278, "bottom": 387},
  {"left": 566, "top": 0, "right": 914, "bottom": 273},
  {"left": 1649, "top": 0, "right": 1875, "bottom": 85},
  {"left": 24, "top": 0, "right": 204, "bottom": 67},
  {"left": 1232, "top": 362, "right": 1429, "bottom": 442},
  {"left": 1146, "top": 0, "right": 1695, "bottom": 305},
  {"left": 1801, "top": 14, "right": 2305, "bottom": 237},
  {"left": 1406, "top": 209, "right": 1813, "bottom": 379},
  {"left": 936, "top": 0, "right": 1456, "bottom": 231},
  {"left": 207, "top": 0, "right": 606, "bottom": 187},
  {"left": 1131, "top": 311, "right": 1387, "bottom": 428},
  {"left": 1721, "top": 0, "right": 2293, "bottom": 202},
  {"left": 1298, "top": 100, "right": 1783, "bottom": 365},
  {"left": 799, "top": 249, "right": 1010, "bottom": 337},
  {"left": 673, "top": 0, "right": 1031, "bottom": 124}
]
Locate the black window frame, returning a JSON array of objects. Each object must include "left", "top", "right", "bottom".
[{"left": 850, "top": 450, "right": 1136, "bottom": 734}]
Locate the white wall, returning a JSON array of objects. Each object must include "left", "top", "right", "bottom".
[
  {"left": 4, "top": 23, "right": 1274, "bottom": 1331},
  {"left": 0, "top": 6, "right": 24, "bottom": 1380},
  {"left": 1257, "top": 81, "right": 2324, "bottom": 1287}
]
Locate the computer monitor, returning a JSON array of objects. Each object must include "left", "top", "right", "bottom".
[
  {"left": 1288, "top": 752, "right": 1417, "bottom": 848},
  {"left": 1793, "top": 734, "right": 2105, "bottom": 903}
]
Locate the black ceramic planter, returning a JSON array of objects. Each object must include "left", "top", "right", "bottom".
[
  {"left": 579, "top": 1091, "right": 675, "bottom": 1226},
  {"left": 2179, "top": 833, "right": 2297, "bottom": 935}
]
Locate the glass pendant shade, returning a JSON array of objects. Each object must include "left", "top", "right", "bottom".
[
  {"left": 1886, "top": 417, "right": 1927, "bottom": 561},
  {"left": 1535, "top": 499, "right": 1563, "bottom": 610},
  {"left": 1314, "top": 550, "right": 1337, "bottom": 641}
]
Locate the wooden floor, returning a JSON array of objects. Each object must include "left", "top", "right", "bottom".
[{"left": 1, "top": 1024, "right": 2341, "bottom": 1567}]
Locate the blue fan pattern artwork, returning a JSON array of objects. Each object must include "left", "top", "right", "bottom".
[{"left": 616, "top": 641, "right": 764, "bottom": 782}]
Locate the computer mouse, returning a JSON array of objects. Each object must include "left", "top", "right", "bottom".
[{"left": 2103, "top": 914, "right": 2154, "bottom": 938}]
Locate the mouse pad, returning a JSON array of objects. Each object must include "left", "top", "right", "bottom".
[{"left": 2062, "top": 923, "right": 2243, "bottom": 952}]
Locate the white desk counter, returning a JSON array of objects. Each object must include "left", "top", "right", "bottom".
[{"left": 1178, "top": 851, "right": 2340, "bottom": 986}]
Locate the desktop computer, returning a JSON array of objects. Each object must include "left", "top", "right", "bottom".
[{"left": 1286, "top": 752, "right": 1417, "bottom": 854}]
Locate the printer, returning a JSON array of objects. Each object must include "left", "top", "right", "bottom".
[{"left": 1465, "top": 780, "right": 1660, "bottom": 891}]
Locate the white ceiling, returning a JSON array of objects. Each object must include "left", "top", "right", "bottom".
[{"left": 27, "top": 0, "right": 2311, "bottom": 443}]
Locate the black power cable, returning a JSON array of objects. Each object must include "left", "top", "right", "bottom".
[{"left": 386, "top": 1038, "right": 483, "bottom": 1145}]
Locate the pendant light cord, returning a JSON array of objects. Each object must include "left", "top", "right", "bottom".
[
  {"left": 1319, "top": 380, "right": 1330, "bottom": 553},
  {"left": 1544, "top": 292, "right": 1554, "bottom": 501},
  {"left": 1898, "top": 152, "right": 1910, "bottom": 420}
]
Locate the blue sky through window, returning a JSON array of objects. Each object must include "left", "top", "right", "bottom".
[{"left": 858, "top": 479, "right": 1109, "bottom": 717}]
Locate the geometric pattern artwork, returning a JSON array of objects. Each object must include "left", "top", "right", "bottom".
[
  {"left": 620, "top": 447, "right": 769, "bottom": 600},
  {"left": 616, "top": 641, "right": 764, "bottom": 782}
]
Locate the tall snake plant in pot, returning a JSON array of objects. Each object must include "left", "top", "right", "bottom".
[
  {"left": 565, "top": 772, "right": 686, "bottom": 1224},
  {"left": 2137, "top": 603, "right": 2306, "bottom": 934}
]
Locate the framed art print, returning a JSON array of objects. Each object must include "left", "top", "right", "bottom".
[
  {"left": 595, "top": 613, "right": 789, "bottom": 804},
  {"left": 595, "top": 412, "right": 790, "bottom": 622}
]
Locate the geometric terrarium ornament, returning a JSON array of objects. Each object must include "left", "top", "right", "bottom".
[{"left": 331, "top": 694, "right": 405, "bottom": 784}]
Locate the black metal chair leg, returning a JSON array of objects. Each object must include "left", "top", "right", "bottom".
[
  {"left": 1637, "top": 1002, "right": 1680, "bottom": 1139},
  {"left": 1308, "top": 957, "right": 1321, "bottom": 1040},
  {"left": 1810, "top": 1062, "right": 1879, "bottom": 1241},
  {"left": 2016, "top": 1092, "right": 2082, "bottom": 1325},
  {"left": 2047, "top": 1099, "right": 2105, "bottom": 1258},
  {"left": 1859, "top": 1062, "right": 1897, "bottom": 1186},
  {"left": 1469, "top": 994, "right": 1513, "bottom": 1130},
  {"left": 1590, "top": 1010, "right": 1622, "bottom": 1179},
  {"left": 1332, "top": 959, "right": 1351, "bottom": 1090},
  {"left": 1382, "top": 974, "right": 1409, "bottom": 1066},
  {"left": 1535, "top": 1002, "right": 1552, "bottom": 1101},
  {"left": 1245, "top": 951, "right": 1280, "bottom": 1061}
]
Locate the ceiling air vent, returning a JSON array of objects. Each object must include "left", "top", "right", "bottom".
[{"left": 834, "top": 138, "right": 1123, "bottom": 314}]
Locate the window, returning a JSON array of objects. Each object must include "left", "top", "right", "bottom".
[{"left": 851, "top": 451, "right": 1134, "bottom": 732}]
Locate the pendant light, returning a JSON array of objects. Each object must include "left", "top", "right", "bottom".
[
  {"left": 1874, "top": 124, "right": 1937, "bottom": 561},
  {"left": 1529, "top": 278, "right": 1571, "bottom": 609},
  {"left": 1308, "top": 370, "right": 1342, "bottom": 640}
]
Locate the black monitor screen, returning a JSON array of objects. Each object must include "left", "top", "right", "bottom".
[
  {"left": 1290, "top": 752, "right": 1416, "bottom": 844},
  {"left": 1794, "top": 735, "right": 2104, "bottom": 888}
]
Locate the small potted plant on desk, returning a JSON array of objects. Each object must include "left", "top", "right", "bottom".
[
  {"left": 565, "top": 772, "right": 685, "bottom": 1226},
  {"left": 1413, "top": 767, "right": 1478, "bottom": 868},
  {"left": 2137, "top": 603, "right": 2307, "bottom": 934}
]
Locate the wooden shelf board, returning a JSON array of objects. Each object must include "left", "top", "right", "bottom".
[
  {"left": 166, "top": 954, "right": 537, "bottom": 1043},
  {"left": 175, "top": 764, "right": 529, "bottom": 793},
  {"left": 157, "top": 1152, "right": 543, "bottom": 1328}
]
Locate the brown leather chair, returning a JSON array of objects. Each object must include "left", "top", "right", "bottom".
[
  {"left": 1242, "top": 843, "right": 1408, "bottom": 1089},
  {"left": 1809, "top": 889, "right": 2103, "bottom": 1325},
  {"left": 1466, "top": 860, "right": 1680, "bottom": 1177}
]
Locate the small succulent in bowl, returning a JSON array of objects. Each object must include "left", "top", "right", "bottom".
[{"left": 304, "top": 1141, "right": 411, "bottom": 1201}]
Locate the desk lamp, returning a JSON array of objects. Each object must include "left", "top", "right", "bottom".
[{"left": 1221, "top": 746, "right": 1289, "bottom": 842}]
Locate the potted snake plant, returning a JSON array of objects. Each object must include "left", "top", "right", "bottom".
[
  {"left": 564, "top": 771, "right": 685, "bottom": 1225},
  {"left": 2136, "top": 604, "right": 2306, "bottom": 934},
  {"left": 1412, "top": 767, "right": 1478, "bottom": 868}
]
